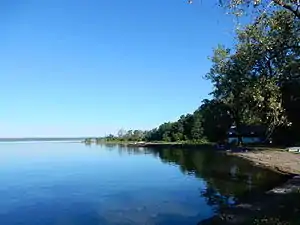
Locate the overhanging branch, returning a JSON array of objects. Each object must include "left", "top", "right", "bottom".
[{"left": 273, "top": 0, "right": 300, "bottom": 18}]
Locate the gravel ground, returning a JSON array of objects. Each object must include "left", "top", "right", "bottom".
[{"left": 233, "top": 149, "right": 300, "bottom": 175}]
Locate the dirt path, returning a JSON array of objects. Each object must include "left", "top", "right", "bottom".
[{"left": 232, "top": 149, "right": 300, "bottom": 175}]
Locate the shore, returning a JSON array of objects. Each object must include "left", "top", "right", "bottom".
[
  {"left": 231, "top": 148, "right": 300, "bottom": 175},
  {"left": 126, "top": 141, "right": 214, "bottom": 148},
  {"left": 200, "top": 148, "right": 300, "bottom": 225},
  {"left": 87, "top": 140, "right": 215, "bottom": 148}
]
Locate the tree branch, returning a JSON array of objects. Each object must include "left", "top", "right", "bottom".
[{"left": 273, "top": 0, "right": 300, "bottom": 18}]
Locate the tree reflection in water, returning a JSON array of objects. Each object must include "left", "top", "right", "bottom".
[{"left": 93, "top": 143, "right": 286, "bottom": 213}]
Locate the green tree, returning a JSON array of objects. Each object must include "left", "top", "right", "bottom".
[
  {"left": 117, "top": 129, "right": 127, "bottom": 140},
  {"left": 126, "top": 130, "right": 133, "bottom": 141},
  {"left": 183, "top": 114, "right": 194, "bottom": 140},
  {"left": 198, "top": 0, "right": 300, "bottom": 19},
  {"left": 190, "top": 111, "right": 204, "bottom": 141},
  {"left": 206, "top": 45, "right": 253, "bottom": 145},
  {"left": 235, "top": 10, "right": 299, "bottom": 139},
  {"left": 133, "top": 130, "right": 144, "bottom": 141},
  {"left": 206, "top": 10, "right": 299, "bottom": 143},
  {"left": 201, "top": 99, "right": 233, "bottom": 142}
]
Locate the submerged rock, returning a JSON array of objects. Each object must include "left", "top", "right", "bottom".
[{"left": 267, "top": 176, "right": 300, "bottom": 194}]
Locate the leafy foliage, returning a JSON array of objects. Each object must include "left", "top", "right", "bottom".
[
  {"left": 206, "top": 9, "right": 300, "bottom": 144},
  {"left": 101, "top": 6, "right": 300, "bottom": 146},
  {"left": 218, "top": 0, "right": 300, "bottom": 19},
  {"left": 144, "top": 9, "right": 300, "bottom": 145},
  {"left": 144, "top": 99, "right": 232, "bottom": 143}
]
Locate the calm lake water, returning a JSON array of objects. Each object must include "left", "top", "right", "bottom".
[{"left": 0, "top": 142, "right": 284, "bottom": 225}]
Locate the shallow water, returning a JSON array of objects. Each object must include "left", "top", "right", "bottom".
[{"left": 0, "top": 143, "right": 284, "bottom": 225}]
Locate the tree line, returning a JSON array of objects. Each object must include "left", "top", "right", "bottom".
[
  {"left": 144, "top": 99, "right": 232, "bottom": 143},
  {"left": 100, "top": 2, "right": 300, "bottom": 145},
  {"left": 99, "top": 99, "right": 232, "bottom": 143}
]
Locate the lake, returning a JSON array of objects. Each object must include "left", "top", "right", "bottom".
[{"left": 0, "top": 142, "right": 285, "bottom": 225}]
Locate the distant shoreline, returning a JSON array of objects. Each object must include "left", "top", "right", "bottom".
[
  {"left": 84, "top": 139, "right": 216, "bottom": 149},
  {"left": 0, "top": 141, "right": 83, "bottom": 144},
  {"left": 0, "top": 138, "right": 85, "bottom": 143}
]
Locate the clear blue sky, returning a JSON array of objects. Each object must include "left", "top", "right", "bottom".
[{"left": 0, "top": 0, "right": 235, "bottom": 137}]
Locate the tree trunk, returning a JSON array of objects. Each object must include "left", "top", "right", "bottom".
[
  {"left": 237, "top": 134, "right": 243, "bottom": 146},
  {"left": 235, "top": 118, "right": 243, "bottom": 147}
]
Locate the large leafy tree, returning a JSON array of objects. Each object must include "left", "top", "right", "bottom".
[
  {"left": 236, "top": 10, "right": 300, "bottom": 138},
  {"left": 207, "top": 9, "right": 299, "bottom": 143},
  {"left": 206, "top": 45, "right": 255, "bottom": 144}
]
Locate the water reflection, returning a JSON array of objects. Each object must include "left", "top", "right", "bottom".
[
  {"left": 95, "top": 143, "right": 285, "bottom": 210},
  {"left": 0, "top": 143, "right": 286, "bottom": 225}
]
